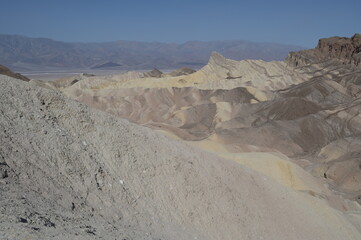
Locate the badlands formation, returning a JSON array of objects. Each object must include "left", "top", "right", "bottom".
[{"left": 1, "top": 34, "right": 361, "bottom": 239}]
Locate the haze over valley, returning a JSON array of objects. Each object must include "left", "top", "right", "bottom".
[{"left": 0, "top": 34, "right": 303, "bottom": 73}]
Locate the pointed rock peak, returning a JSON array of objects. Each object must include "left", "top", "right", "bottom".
[
  {"left": 150, "top": 68, "right": 162, "bottom": 75},
  {"left": 145, "top": 68, "right": 163, "bottom": 78},
  {"left": 352, "top": 33, "right": 361, "bottom": 39},
  {"left": 208, "top": 51, "right": 238, "bottom": 68},
  {"left": 209, "top": 51, "right": 227, "bottom": 63}
]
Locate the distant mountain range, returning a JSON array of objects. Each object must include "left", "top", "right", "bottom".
[{"left": 0, "top": 34, "right": 304, "bottom": 71}]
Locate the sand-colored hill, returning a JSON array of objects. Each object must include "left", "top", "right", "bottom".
[
  {"left": 46, "top": 52, "right": 309, "bottom": 102},
  {"left": 38, "top": 35, "right": 361, "bottom": 204},
  {"left": 2, "top": 75, "right": 361, "bottom": 239}
]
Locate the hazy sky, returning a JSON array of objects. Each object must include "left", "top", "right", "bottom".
[{"left": 1, "top": 0, "right": 360, "bottom": 47}]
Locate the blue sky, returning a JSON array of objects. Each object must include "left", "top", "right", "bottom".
[{"left": 0, "top": 0, "right": 360, "bottom": 47}]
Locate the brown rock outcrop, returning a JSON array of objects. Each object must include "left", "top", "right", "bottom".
[
  {"left": 286, "top": 33, "right": 361, "bottom": 67},
  {"left": 0, "top": 64, "right": 30, "bottom": 81},
  {"left": 167, "top": 67, "right": 196, "bottom": 77},
  {"left": 317, "top": 33, "right": 361, "bottom": 66}
]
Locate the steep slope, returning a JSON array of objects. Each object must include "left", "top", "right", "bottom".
[
  {"left": 1, "top": 75, "right": 361, "bottom": 239},
  {"left": 0, "top": 64, "right": 29, "bottom": 81}
]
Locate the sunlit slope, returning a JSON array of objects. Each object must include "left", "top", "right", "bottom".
[{"left": 1, "top": 74, "right": 361, "bottom": 239}]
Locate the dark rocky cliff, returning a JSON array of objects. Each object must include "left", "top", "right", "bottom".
[{"left": 286, "top": 34, "right": 361, "bottom": 67}]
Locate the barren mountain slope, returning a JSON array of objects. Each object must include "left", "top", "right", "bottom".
[
  {"left": 2, "top": 75, "right": 361, "bottom": 239},
  {"left": 42, "top": 34, "right": 361, "bottom": 202}
]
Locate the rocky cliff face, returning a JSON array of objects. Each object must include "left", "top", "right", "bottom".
[
  {"left": 286, "top": 34, "right": 361, "bottom": 67},
  {"left": 317, "top": 34, "right": 361, "bottom": 66}
]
